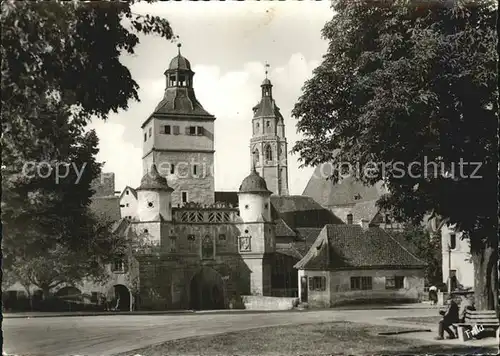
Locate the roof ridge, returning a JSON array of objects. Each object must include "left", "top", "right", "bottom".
[{"left": 383, "top": 229, "right": 426, "bottom": 265}]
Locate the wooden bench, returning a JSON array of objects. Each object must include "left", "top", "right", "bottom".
[{"left": 453, "top": 310, "right": 499, "bottom": 342}]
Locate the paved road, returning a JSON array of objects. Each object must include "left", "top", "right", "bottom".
[{"left": 3, "top": 307, "right": 438, "bottom": 356}]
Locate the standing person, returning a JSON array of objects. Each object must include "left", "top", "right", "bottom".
[
  {"left": 435, "top": 295, "right": 459, "bottom": 340},
  {"left": 429, "top": 285, "right": 438, "bottom": 305}
]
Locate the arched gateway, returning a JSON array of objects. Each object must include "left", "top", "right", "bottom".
[{"left": 189, "top": 267, "right": 226, "bottom": 310}]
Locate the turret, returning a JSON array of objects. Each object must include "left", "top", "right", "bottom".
[
  {"left": 136, "top": 164, "right": 174, "bottom": 222},
  {"left": 238, "top": 165, "right": 272, "bottom": 223}
]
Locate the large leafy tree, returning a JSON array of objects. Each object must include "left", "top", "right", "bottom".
[
  {"left": 293, "top": 0, "right": 498, "bottom": 309},
  {"left": 1, "top": 0, "right": 174, "bottom": 296}
]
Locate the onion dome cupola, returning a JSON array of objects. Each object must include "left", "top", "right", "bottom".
[{"left": 151, "top": 43, "right": 214, "bottom": 117}]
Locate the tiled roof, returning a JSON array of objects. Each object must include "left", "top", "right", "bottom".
[
  {"left": 153, "top": 87, "right": 214, "bottom": 117},
  {"left": 89, "top": 196, "right": 121, "bottom": 222},
  {"left": 270, "top": 195, "right": 343, "bottom": 229},
  {"left": 302, "top": 171, "right": 386, "bottom": 207},
  {"left": 215, "top": 191, "right": 238, "bottom": 207},
  {"left": 295, "top": 224, "right": 426, "bottom": 270},
  {"left": 275, "top": 218, "right": 296, "bottom": 237},
  {"left": 119, "top": 186, "right": 138, "bottom": 200},
  {"left": 330, "top": 200, "right": 381, "bottom": 225},
  {"left": 276, "top": 243, "right": 303, "bottom": 259}
]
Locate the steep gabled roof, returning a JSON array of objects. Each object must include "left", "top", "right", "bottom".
[
  {"left": 302, "top": 171, "right": 386, "bottom": 207},
  {"left": 295, "top": 224, "right": 426, "bottom": 270},
  {"left": 119, "top": 186, "right": 138, "bottom": 200}
]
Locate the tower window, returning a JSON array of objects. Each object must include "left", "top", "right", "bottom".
[
  {"left": 143, "top": 229, "right": 149, "bottom": 234},
  {"left": 148, "top": 127, "right": 152, "bottom": 137},
  {"left": 181, "top": 191, "right": 188, "bottom": 204},
  {"left": 170, "top": 164, "right": 175, "bottom": 175},
  {"left": 193, "top": 164, "right": 198, "bottom": 175},
  {"left": 265, "top": 145, "right": 273, "bottom": 161},
  {"left": 126, "top": 203, "right": 129, "bottom": 207},
  {"left": 347, "top": 214, "right": 353, "bottom": 225},
  {"left": 178, "top": 75, "right": 185, "bottom": 86},
  {"left": 144, "top": 133, "right": 147, "bottom": 142},
  {"left": 164, "top": 125, "right": 171, "bottom": 134},
  {"left": 244, "top": 229, "right": 249, "bottom": 234},
  {"left": 125, "top": 190, "right": 129, "bottom": 195},
  {"left": 173, "top": 125, "right": 180, "bottom": 135},
  {"left": 169, "top": 75, "right": 176, "bottom": 86},
  {"left": 148, "top": 202, "right": 153, "bottom": 208},
  {"left": 264, "top": 203, "right": 268, "bottom": 209},
  {"left": 449, "top": 233, "right": 456, "bottom": 250},
  {"left": 245, "top": 204, "right": 249, "bottom": 209},
  {"left": 196, "top": 126, "right": 204, "bottom": 136}
]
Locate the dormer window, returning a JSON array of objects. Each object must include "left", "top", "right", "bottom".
[
  {"left": 347, "top": 214, "right": 353, "bottom": 225},
  {"left": 125, "top": 190, "right": 129, "bottom": 195}
]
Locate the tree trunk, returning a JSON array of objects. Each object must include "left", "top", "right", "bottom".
[
  {"left": 41, "top": 285, "right": 51, "bottom": 300},
  {"left": 471, "top": 245, "right": 497, "bottom": 310}
]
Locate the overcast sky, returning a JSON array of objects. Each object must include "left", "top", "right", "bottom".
[{"left": 88, "top": 1, "right": 334, "bottom": 195}]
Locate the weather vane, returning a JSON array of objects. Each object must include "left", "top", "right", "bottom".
[
  {"left": 265, "top": 61, "right": 270, "bottom": 79},
  {"left": 177, "top": 43, "right": 182, "bottom": 55}
]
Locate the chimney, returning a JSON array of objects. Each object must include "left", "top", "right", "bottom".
[{"left": 360, "top": 219, "right": 369, "bottom": 230}]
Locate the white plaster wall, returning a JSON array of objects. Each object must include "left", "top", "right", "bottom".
[
  {"left": 238, "top": 193, "right": 271, "bottom": 222},
  {"left": 120, "top": 189, "right": 138, "bottom": 219},
  {"left": 441, "top": 225, "right": 474, "bottom": 288}
]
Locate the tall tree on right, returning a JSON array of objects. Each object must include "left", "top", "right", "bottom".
[{"left": 292, "top": 0, "right": 498, "bottom": 310}]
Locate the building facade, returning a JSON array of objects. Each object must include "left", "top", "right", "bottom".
[{"left": 441, "top": 224, "right": 474, "bottom": 289}]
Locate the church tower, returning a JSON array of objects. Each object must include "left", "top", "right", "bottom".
[
  {"left": 249, "top": 67, "right": 289, "bottom": 196},
  {"left": 141, "top": 44, "right": 215, "bottom": 207}
]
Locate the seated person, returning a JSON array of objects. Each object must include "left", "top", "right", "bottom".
[{"left": 436, "top": 295, "right": 459, "bottom": 340}]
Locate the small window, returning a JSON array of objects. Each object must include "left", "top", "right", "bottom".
[
  {"left": 173, "top": 125, "right": 180, "bottom": 135},
  {"left": 196, "top": 126, "right": 204, "bottom": 136},
  {"left": 264, "top": 203, "right": 268, "bottom": 209},
  {"left": 308, "top": 276, "right": 326, "bottom": 291},
  {"left": 193, "top": 164, "right": 198, "bottom": 176},
  {"left": 143, "top": 229, "right": 149, "bottom": 234},
  {"left": 245, "top": 204, "right": 249, "bottom": 209},
  {"left": 170, "top": 164, "right": 175, "bottom": 175},
  {"left": 144, "top": 133, "right": 147, "bottom": 142},
  {"left": 125, "top": 191, "right": 129, "bottom": 195},
  {"left": 120, "top": 204, "right": 125, "bottom": 208},
  {"left": 181, "top": 191, "right": 188, "bottom": 203},
  {"left": 164, "top": 125, "right": 171, "bottom": 134},
  {"left": 188, "top": 234, "right": 196, "bottom": 241},
  {"left": 395, "top": 276, "right": 404, "bottom": 289},
  {"left": 189, "top": 126, "right": 196, "bottom": 135},
  {"left": 148, "top": 127, "right": 152, "bottom": 137},
  {"left": 112, "top": 258, "right": 125, "bottom": 273},
  {"left": 126, "top": 203, "right": 129, "bottom": 207},
  {"left": 449, "top": 233, "right": 456, "bottom": 250},
  {"left": 148, "top": 202, "right": 153, "bottom": 208},
  {"left": 347, "top": 214, "right": 353, "bottom": 225},
  {"left": 218, "top": 234, "right": 226, "bottom": 241},
  {"left": 385, "top": 277, "right": 396, "bottom": 289},
  {"left": 244, "top": 229, "right": 249, "bottom": 234},
  {"left": 351, "top": 277, "right": 372, "bottom": 290},
  {"left": 266, "top": 121, "right": 270, "bottom": 127}
]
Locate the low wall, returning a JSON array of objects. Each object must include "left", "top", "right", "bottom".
[{"left": 242, "top": 296, "right": 298, "bottom": 310}]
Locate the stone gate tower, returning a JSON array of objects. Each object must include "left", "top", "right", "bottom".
[
  {"left": 141, "top": 44, "right": 216, "bottom": 207},
  {"left": 249, "top": 72, "right": 289, "bottom": 196}
]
